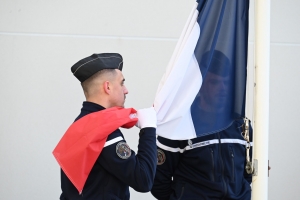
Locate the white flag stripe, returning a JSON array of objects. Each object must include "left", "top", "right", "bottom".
[
  {"left": 156, "top": 55, "right": 201, "bottom": 139},
  {"left": 157, "top": 139, "right": 253, "bottom": 153},
  {"left": 154, "top": 18, "right": 200, "bottom": 109},
  {"left": 165, "top": 4, "right": 198, "bottom": 75},
  {"left": 104, "top": 136, "right": 123, "bottom": 147},
  {"left": 177, "top": 9, "right": 200, "bottom": 64},
  {"left": 154, "top": 32, "right": 201, "bottom": 120},
  {"left": 154, "top": 20, "right": 200, "bottom": 115},
  {"left": 156, "top": 4, "right": 199, "bottom": 95},
  {"left": 154, "top": 12, "right": 202, "bottom": 139}
]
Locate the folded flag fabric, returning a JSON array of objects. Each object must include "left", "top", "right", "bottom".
[
  {"left": 154, "top": 0, "right": 249, "bottom": 140},
  {"left": 52, "top": 107, "right": 138, "bottom": 193}
]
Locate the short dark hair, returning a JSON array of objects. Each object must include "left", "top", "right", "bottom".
[{"left": 81, "top": 69, "right": 117, "bottom": 98}]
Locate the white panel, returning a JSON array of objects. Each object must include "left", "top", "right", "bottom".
[
  {"left": 271, "top": 0, "right": 300, "bottom": 43},
  {"left": 268, "top": 45, "right": 300, "bottom": 200},
  {"left": 0, "top": 0, "right": 194, "bottom": 38}
]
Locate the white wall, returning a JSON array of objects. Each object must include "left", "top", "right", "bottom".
[
  {"left": 268, "top": 0, "right": 300, "bottom": 199},
  {"left": 0, "top": 0, "right": 299, "bottom": 199}
]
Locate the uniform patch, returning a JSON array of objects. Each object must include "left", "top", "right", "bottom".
[
  {"left": 157, "top": 149, "right": 166, "bottom": 165},
  {"left": 116, "top": 142, "right": 131, "bottom": 159}
]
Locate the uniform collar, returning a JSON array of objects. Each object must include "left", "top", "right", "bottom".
[{"left": 81, "top": 101, "right": 105, "bottom": 112}]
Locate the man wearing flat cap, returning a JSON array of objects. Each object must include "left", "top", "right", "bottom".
[{"left": 59, "top": 53, "right": 157, "bottom": 200}]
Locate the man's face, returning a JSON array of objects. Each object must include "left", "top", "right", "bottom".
[
  {"left": 110, "top": 70, "right": 128, "bottom": 107},
  {"left": 200, "top": 72, "right": 230, "bottom": 109}
]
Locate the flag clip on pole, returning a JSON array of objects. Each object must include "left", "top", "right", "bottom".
[{"left": 242, "top": 118, "right": 258, "bottom": 176}]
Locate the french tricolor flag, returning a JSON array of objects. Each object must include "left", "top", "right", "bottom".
[{"left": 154, "top": 0, "right": 249, "bottom": 140}]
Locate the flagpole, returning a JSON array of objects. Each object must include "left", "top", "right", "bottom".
[{"left": 252, "top": 0, "right": 270, "bottom": 199}]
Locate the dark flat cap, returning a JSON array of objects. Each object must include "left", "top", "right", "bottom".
[{"left": 71, "top": 53, "right": 123, "bottom": 82}]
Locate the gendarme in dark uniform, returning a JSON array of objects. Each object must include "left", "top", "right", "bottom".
[
  {"left": 151, "top": 50, "right": 253, "bottom": 200},
  {"left": 151, "top": 119, "right": 253, "bottom": 200},
  {"left": 60, "top": 53, "right": 157, "bottom": 200}
]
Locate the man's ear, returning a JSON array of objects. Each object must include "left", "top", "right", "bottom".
[{"left": 103, "top": 81, "right": 111, "bottom": 94}]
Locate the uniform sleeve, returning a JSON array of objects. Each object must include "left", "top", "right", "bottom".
[
  {"left": 97, "top": 127, "right": 157, "bottom": 192},
  {"left": 151, "top": 136, "right": 181, "bottom": 200}
]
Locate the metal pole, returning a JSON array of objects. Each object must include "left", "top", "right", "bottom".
[{"left": 252, "top": 0, "right": 270, "bottom": 199}]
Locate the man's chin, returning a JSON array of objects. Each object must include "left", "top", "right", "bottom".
[{"left": 113, "top": 103, "right": 125, "bottom": 108}]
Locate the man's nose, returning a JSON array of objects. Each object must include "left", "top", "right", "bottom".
[{"left": 124, "top": 86, "right": 129, "bottom": 94}]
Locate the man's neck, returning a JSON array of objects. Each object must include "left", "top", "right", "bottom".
[{"left": 86, "top": 97, "right": 109, "bottom": 108}]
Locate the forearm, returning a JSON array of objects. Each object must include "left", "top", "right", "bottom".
[{"left": 131, "top": 127, "right": 157, "bottom": 192}]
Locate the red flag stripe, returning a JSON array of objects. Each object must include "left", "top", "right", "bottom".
[{"left": 52, "top": 107, "right": 137, "bottom": 193}]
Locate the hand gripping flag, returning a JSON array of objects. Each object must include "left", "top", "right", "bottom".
[
  {"left": 52, "top": 107, "right": 138, "bottom": 193},
  {"left": 154, "top": 0, "right": 249, "bottom": 140}
]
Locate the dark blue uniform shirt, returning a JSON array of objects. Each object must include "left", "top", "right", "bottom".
[
  {"left": 60, "top": 102, "right": 157, "bottom": 200},
  {"left": 151, "top": 119, "right": 252, "bottom": 200}
]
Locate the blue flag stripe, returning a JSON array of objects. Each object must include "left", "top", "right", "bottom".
[{"left": 154, "top": 0, "right": 249, "bottom": 139}]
